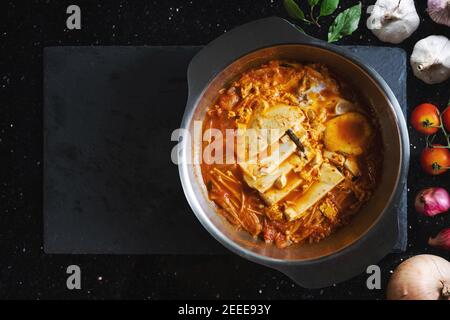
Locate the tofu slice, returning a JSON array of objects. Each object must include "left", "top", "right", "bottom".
[
  {"left": 238, "top": 103, "right": 305, "bottom": 160},
  {"left": 236, "top": 127, "right": 285, "bottom": 162},
  {"left": 323, "top": 150, "right": 345, "bottom": 167},
  {"left": 244, "top": 154, "right": 302, "bottom": 194},
  {"left": 237, "top": 102, "right": 309, "bottom": 201},
  {"left": 261, "top": 170, "right": 304, "bottom": 205},
  {"left": 239, "top": 137, "right": 296, "bottom": 180},
  {"left": 284, "top": 163, "right": 344, "bottom": 221},
  {"left": 249, "top": 103, "right": 305, "bottom": 134}
]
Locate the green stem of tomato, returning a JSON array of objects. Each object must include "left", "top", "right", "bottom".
[
  {"left": 425, "top": 135, "right": 431, "bottom": 148},
  {"left": 428, "top": 113, "right": 450, "bottom": 149}
]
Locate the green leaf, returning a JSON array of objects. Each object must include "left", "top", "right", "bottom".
[
  {"left": 327, "top": 2, "right": 361, "bottom": 43},
  {"left": 320, "top": 0, "right": 339, "bottom": 17},
  {"left": 308, "top": 0, "right": 321, "bottom": 6},
  {"left": 284, "top": 0, "right": 309, "bottom": 23}
]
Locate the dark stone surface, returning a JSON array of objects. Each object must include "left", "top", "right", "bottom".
[
  {"left": 1, "top": 0, "right": 449, "bottom": 299},
  {"left": 43, "top": 46, "right": 224, "bottom": 254}
]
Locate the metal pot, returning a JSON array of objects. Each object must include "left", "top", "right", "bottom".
[{"left": 178, "top": 17, "right": 409, "bottom": 288}]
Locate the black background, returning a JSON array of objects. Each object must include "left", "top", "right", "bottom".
[{"left": 1, "top": 0, "right": 450, "bottom": 299}]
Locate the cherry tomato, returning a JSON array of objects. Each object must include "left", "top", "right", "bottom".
[
  {"left": 442, "top": 105, "right": 450, "bottom": 133},
  {"left": 420, "top": 145, "right": 450, "bottom": 175},
  {"left": 410, "top": 103, "right": 440, "bottom": 135}
]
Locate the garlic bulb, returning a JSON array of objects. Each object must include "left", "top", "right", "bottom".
[
  {"left": 410, "top": 35, "right": 450, "bottom": 84},
  {"left": 428, "top": 0, "right": 450, "bottom": 27},
  {"left": 366, "top": 0, "right": 420, "bottom": 44}
]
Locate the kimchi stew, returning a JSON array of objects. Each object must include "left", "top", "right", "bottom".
[{"left": 201, "top": 61, "right": 383, "bottom": 248}]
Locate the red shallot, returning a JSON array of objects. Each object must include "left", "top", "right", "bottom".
[
  {"left": 429, "top": 228, "right": 450, "bottom": 251},
  {"left": 427, "top": 0, "right": 450, "bottom": 27},
  {"left": 414, "top": 187, "right": 450, "bottom": 217}
]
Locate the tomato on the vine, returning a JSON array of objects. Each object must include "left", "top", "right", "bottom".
[
  {"left": 442, "top": 105, "right": 450, "bottom": 133},
  {"left": 420, "top": 145, "right": 450, "bottom": 175},
  {"left": 410, "top": 103, "right": 441, "bottom": 135}
]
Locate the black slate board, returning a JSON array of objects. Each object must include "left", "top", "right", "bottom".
[{"left": 43, "top": 45, "right": 407, "bottom": 254}]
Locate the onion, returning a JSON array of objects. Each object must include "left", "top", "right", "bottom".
[
  {"left": 387, "top": 255, "right": 450, "bottom": 300},
  {"left": 414, "top": 187, "right": 450, "bottom": 217}
]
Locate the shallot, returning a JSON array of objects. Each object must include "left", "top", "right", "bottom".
[
  {"left": 387, "top": 254, "right": 450, "bottom": 300},
  {"left": 429, "top": 228, "right": 450, "bottom": 250},
  {"left": 415, "top": 187, "right": 450, "bottom": 216},
  {"left": 428, "top": 0, "right": 450, "bottom": 27}
]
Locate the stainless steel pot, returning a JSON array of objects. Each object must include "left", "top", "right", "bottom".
[{"left": 178, "top": 17, "right": 409, "bottom": 288}]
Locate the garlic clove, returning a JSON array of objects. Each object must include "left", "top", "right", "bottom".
[
  {"left": 335, "top": 99, "right": 358, "bottom": 115},
  {"left": 410, "top": 35, "right": 450, "bottom": 84},
  {"left": 366, "top": 0, "right": 420, "bottom": 44},
  {"left": 344, "top": 157, "right": 361, "bottom": 177}
]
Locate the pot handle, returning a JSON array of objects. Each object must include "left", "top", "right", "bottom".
[{"left": 186, "top": 17, "right": 320, "bottom": 107}]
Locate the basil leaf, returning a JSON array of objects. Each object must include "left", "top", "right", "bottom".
[
  {"left": 284, "top": 0, "right": 309, "bottom": 23},
  {"left": 327, "top": 2, "right": 361, "bottom": 43},
  {"left": 308, "top": 0, "right": 321, "bottom": 6},
  {"left": 320, "top": 0, "right": 339, "bottom": 17}
]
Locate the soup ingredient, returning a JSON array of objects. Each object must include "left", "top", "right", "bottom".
[
  {"left": 386, "top": 255, "right": 450, "bottom": 300},
  {"left": 286, "top": 128, "right": 306, "bottom": 155},
  {"left": 410, "top": 103, "right": 441, "bottom": 135},
  {"left": 274, "top": 174, "right": 288, "bottom": 189},
  {"left": 410, "top": 35, "right": 450, "bottom": 84},
  {"left": 366, "top": 0, "right": 420, "bottom": 44},
  {"left": 334, "top": 99, "right": 359, "bottom": 115},
  {"left": 284, "top": 163, "right": 344, "bottom": 221},
  {"left": 429, "top": 228, "right": 450, "bottom": 251},
  {"left": 344, "top": 156, "right": 361, "bottom": 177},
  {"left": 420, "top": 146, "right": 450, "bottom": 175},
  {"left": 415, "top": 187, "right": 450, "bottom": 216},
  {"left": 328, "top": 2, "right": 362, "bottom": 42},
  {"left": 324, "top": 112, "right": 372, "bottom": 156},
  {"left": 202, "top": 61, "right": 383, "bottom": 248},
  {"left": 427, "top": 0, "right": 450, "bottom": 27},
  {"left": 443, "top": 104, "right": 450, "bottom": 132}
]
